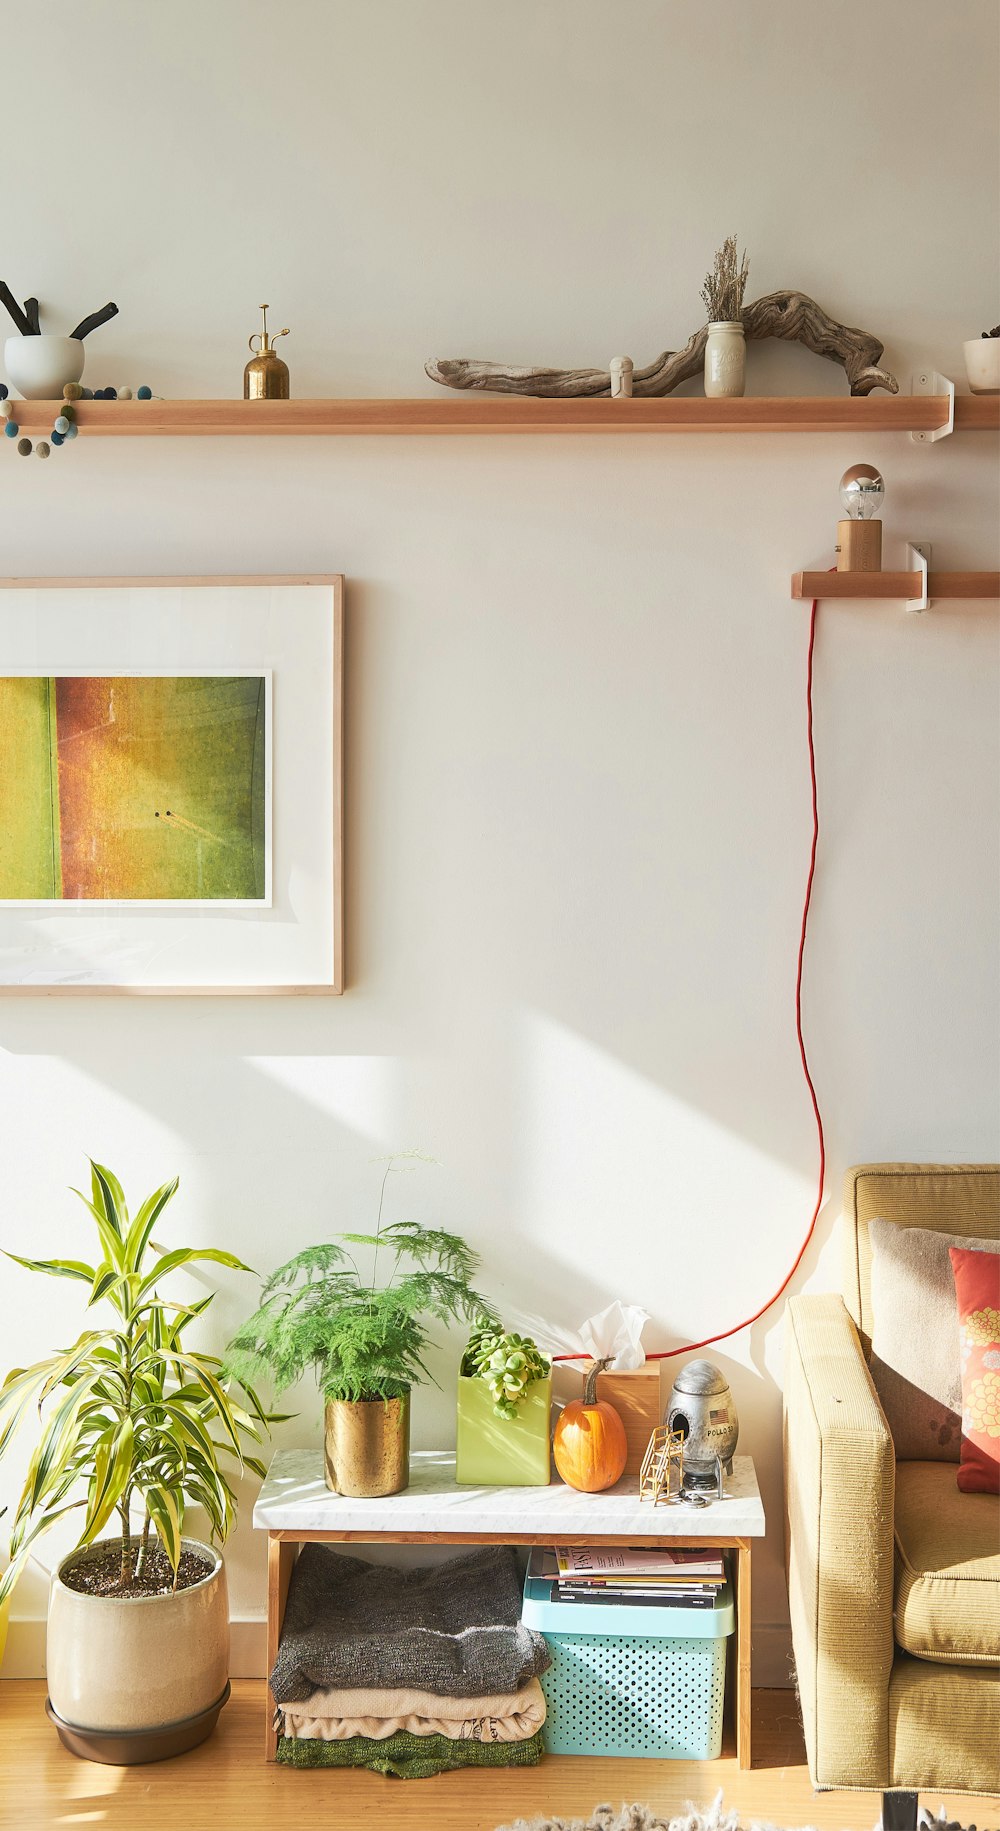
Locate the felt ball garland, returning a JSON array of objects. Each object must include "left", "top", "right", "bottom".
[{"left": 0, "top": 379, "right": 157, "bottom": 459}]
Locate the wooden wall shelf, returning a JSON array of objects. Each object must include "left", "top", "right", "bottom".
[
  {"left": 5, "top": 395, "right": 998, "bottom": 437},
  {"left": 792, "top": 570, "right": 1000, "bottom": 601}
]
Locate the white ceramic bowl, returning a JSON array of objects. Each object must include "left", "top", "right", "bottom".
[
  {"left": 964, "top": 337, "right": 1000, "bottom": 395},
  {"left": 4, "top": 334, "right": 85, "bottom": 400}
]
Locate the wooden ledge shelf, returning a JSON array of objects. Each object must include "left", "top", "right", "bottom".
[
  {"left": 792, "top": 570, "right": 1000, "bottom": 601},
  {"left": 5, "top": 394, "right": 999, "bottom": 436}
]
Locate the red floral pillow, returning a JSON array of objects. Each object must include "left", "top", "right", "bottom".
[{"left": 949, "top": 1245, "right": 1000, "bottom": 1494}]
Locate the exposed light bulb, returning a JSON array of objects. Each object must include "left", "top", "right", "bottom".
[{"left": 839, "top": 463, "right": 885, "bottom": 521}]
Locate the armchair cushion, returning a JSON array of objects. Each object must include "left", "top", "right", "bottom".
[
  {"left": 893, "top": 1461, "right": 1000, "bottom": 1664},
  {"left": 868, "top": 1220, "right": 995, "bottom": 1461}
]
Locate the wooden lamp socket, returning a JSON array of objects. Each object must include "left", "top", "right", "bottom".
[{"left": 836, "top": 518, "right": 882, "bottom": 572}]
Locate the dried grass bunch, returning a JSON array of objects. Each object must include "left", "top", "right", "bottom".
[{"left": 701, "top": 237, "right": 750, "bottom": 324}]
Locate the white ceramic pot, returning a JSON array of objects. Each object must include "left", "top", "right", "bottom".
[
  {"left": 704, "top": 320, "right": 746, "bottom": 399},
  {"left": 4, "top": 335, "right": 85, "bottom": 400},
  {"left": 47, "top": 1538, "right": 229, "bottom": 1734},
  {"left": 964, "top": 337, "right": 1000, "bottom": 394}
]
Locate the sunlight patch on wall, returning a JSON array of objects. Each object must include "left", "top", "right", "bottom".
[
  {"left": 244, "top": 1055, "right": 395, "bottom": 1146},
  {"left": 512, "top": 1011, "right": 819, "bottom": 1360}
]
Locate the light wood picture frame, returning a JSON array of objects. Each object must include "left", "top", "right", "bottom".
[{"left": 0, "top": 575, "right": 343, "bottom": 996}]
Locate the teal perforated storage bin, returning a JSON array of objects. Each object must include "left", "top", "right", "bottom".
[{"left": 522, "top": 1553, "right": 734, "bottom": 1760}]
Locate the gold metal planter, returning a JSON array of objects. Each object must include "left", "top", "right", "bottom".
[{"left": 324, "top": 1394, "right": 410, "bottom": 1497}]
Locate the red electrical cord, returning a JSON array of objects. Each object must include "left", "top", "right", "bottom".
[{"left": 553, "top": 596, "right": 827, "bottom": 1365}]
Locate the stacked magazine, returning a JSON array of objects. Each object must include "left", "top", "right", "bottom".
[{"left": 542, "top": 1545, "right": 726, "bottom": 1610}]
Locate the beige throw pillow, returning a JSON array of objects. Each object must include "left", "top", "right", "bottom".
[{"left": 868, "top": 1220, "right": 997, "bottom": 1461}]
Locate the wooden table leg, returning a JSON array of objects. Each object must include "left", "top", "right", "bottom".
[
  {"left": 735, "top": 1539, "right": 752, "bottom": 1769},
  {"left": 265, "top": 1535, "right": 297, "bottom": 1761}
]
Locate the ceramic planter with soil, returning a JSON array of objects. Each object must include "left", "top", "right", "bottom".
[
  {"left": 0, "top": 1167, "right": 273, "bottom": 1769},
  {"left": 46, "top": 1536, "right": 230, "bottom": 1764}
]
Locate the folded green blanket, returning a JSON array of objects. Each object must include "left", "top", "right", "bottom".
[{"left": 277, "top": 1728, "right": 545, "bottom": 1779}]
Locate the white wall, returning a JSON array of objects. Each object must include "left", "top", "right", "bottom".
[{"left": 2, "top": 0, "right": 998, "bottom": 1685}]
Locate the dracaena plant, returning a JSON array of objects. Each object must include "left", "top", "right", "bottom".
[{"left": 0, "top": 1161, "right": 276, "bottom": 1603}]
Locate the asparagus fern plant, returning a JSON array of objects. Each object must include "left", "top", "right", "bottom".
[
  {"left": 226, "top": 1159, "right": 496, "bottom": 1403},
  {"left": 0, "top": 1162, "right": 276, "bottom": 1601}
]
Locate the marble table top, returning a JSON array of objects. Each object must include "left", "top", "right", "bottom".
[{"left": 253, "top": 1449, "right": 765, "bottom": 1538}]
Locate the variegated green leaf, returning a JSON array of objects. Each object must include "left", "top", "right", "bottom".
[
  {"left": 4, "top": 1254, "right": 95, "bottom": 1285},
  {"left": 89, "top": 1161, "right": 129, "bottom": 1236},
  {"left": 163, "top": 1400, "right": 221, "bottom": 1469},
  {"left": 0, "top": 1501, "right": 86, "bottom": 1608},
  {"left": 0, "top": 1365, "right": 52, "bottom": 1458},
  {"left": 28, "top": 1373, "right": 104, "bottom": 1512},
  {"left": 123, "top": 1178, "right": 178, "bottom": 1274},
  {"left": 141, "top": 1486, "right": 181, "bottom": 1574},
  {"left": 71, "top": 1189, "right": 125, "bottom": 1271},
  {"left": 79, "top": 1418, "right": 134, "bottom": 1547},
  {"left": 136, "top": 1247, "right": 252, "bottom": 1301},
  {"left": 87, "top": 1263, "right": 123, "bottom": 1308},
  {"left": 183, "top": 1359, "right": 243, "bottom": 1464},
  {"left": 37, "top": 1333, "right": 108, "bottom": 1408}
]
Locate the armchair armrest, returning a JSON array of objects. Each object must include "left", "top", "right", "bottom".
[{"left": 783, "top": 1293, "right": 895, "bottom": 1789}]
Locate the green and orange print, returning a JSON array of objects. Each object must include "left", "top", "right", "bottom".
[{"left": 0, "top": 675, "right": 267, "bottom": 901}]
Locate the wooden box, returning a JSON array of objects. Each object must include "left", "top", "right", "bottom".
[{"left": 590, "top": 1364, "right": 663, "bottom": 1477}]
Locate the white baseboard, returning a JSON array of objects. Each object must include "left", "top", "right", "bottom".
[{"left": 3, "top": 1616, "right": 797, "bottom": 1687}]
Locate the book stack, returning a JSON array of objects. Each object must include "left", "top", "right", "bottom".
[{"left": 544, "top": 1545, "right": 726, "bottom": 1610}]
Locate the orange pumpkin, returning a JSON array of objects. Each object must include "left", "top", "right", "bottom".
[{"left": 553, "top": 1356, "right": 628, "bottom": 1492}]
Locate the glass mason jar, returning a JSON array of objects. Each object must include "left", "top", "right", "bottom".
[{"left": 704, "top": 321, "right": 746, "bottom": 399}]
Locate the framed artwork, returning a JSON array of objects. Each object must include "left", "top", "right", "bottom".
[{"left": 0, "top": 576, "right": 343, "bottom": 994}]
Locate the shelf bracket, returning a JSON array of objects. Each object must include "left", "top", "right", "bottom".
[
  {"left": 910, "top": 370, "right": 954, "bottom": 443},
  {"left": 906, "top": 541, "right": 930, "bottom": 612}
]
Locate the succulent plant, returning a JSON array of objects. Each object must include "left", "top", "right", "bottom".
[{"left": 460, "top": 1320, "right": 549, "bottom": 1421}]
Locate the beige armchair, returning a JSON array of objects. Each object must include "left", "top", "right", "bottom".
[{"left": 783, "top": 1163, "right": 999, "bottom": 1800}]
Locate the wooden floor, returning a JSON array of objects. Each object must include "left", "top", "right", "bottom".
[{"left": 0, "top": 1682, "right": 996, "bottom": 1831}]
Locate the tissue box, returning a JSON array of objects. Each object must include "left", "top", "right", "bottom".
[
  {"left": 456, "top": 1375, "right": 552, "bottom": 1486},
  {"left": 591, "top": 1365, "right": 663, "bottom": 1476}
]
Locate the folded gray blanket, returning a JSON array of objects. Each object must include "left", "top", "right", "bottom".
[{"left": 270, "top": 1545, "right": 550, "bottom": 1704}]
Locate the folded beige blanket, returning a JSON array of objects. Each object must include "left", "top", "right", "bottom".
[{"left": 279, "top": 1676, "right": 547, "bottom": 1743}]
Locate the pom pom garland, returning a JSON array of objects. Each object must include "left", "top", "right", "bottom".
[{"left": 1, "top": 379, "right": 158, "bottom": 460}]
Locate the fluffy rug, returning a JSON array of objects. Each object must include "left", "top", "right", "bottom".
[{"left": 493, "top": 1797, "right": 984, "bottom": 1831}]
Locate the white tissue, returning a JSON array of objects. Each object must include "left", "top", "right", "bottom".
[{"left": 573, "top": 1300, "right": 651, "bottom": 1370}]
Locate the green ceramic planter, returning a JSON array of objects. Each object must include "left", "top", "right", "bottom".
[{"left": 456, "top": 1374, "right": 552, "bottom": 1486}]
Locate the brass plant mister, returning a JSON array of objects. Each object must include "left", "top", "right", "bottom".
[{"left": 244, "top": 304, "right": 290, "bottom": 399}]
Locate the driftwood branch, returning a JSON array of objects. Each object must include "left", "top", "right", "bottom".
[
  {"left": 69, "top": 302, "right": 119, "bottom": 342},
  {"left": 425, "top": 290, "right": 898, "bottom": 398},
  {"left": 0, "top": 283, "right": 33, "bottom": 337}
]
